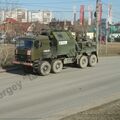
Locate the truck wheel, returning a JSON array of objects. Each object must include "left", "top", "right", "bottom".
[
  {"left": 79, "top": 55, "right": 88, "bottom": 68},
  {"left": 51, "top": 60, "right": 63, "bottom": 73},
  {"left": 38, "top": 61, "right": 51, "bottom": 76},
  {"left": 33, "top": 60, "right": 39, "bottom": 73},
  {"left": 89, "top": 54, "right": 97, "bottom": 67}
]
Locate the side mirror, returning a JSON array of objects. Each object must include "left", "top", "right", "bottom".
[
  {"left": 94, "top": 11, "right": 96, "bottom": 18},
  {"left": 34, "top": 41, "right": 39, "bottom": 48}
]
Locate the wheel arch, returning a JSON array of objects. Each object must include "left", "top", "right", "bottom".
[{"left": 91, "top": 51, "right": 98, "bottom": 62}]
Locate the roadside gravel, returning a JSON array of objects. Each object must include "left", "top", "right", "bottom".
[{"left": 61, "top": 99, "right": 120, "bottom": 120}]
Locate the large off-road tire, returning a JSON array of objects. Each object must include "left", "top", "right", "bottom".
[
  {"left": 38, "top": 61, "right": 51, "bottom": 76},
  {"left": 88, "top": 54, "right": 97, "bottom": 67},
  {"left": 33, "top": 60, "right": 39, "bottom": 73},
  {"left": 79, "top": 55, "right": 88, "bottom": 68},
  {"left": 51, "top": 59, "right": 63, "bottom": 73}
]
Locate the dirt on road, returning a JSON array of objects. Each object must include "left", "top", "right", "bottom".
[{"left": 61, "top": 99, "right": 120, "bottom": 120}]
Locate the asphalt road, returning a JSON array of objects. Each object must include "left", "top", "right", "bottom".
[{"left": 0, "top": 56, "right": 120, "bottom": 120}]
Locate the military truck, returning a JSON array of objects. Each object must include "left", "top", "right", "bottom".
[{"left": 13, "top": 30, "right": 98, "bottom": 76}]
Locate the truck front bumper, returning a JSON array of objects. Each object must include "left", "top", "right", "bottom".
[{"left": 13, "top": 60, "right": 33, "bottom": 66}]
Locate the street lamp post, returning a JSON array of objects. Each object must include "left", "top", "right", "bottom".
[{"left": 96, "top": 0, "right": 100, "bottom": 56}]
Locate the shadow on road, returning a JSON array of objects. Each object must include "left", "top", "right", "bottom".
[
  {"left": 5, "top": 63, "right": 79, "bottom": 77},
  {"left": 6, "top": 66, "right": 33, "bottom": 76}
]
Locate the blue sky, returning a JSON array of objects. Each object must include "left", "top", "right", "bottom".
[{"left": 0, "top": 0, "right": 120, "bottom": 22}]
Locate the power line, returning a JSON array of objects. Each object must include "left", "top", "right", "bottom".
[{"left": 0, "top": 0, "right": 91, "bottom": 5}]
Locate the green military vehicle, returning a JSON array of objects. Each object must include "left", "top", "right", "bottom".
[{"left": 13, "top": 30, "right": 98, "bottom": 76}]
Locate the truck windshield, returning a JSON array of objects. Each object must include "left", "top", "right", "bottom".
[{"left": 16, "top": 38, "right": 33, "bottom": 48}]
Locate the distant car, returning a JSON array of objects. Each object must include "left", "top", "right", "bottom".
[
  {"left": 10, "top": 36, "right": 21, "bottom": 44},
  {"left": 0, "top": 38, "right": 4, "bottom": 44},
  {"left": 0, "top": 33, "right": 6, "bottom": 44},
  {"left": 10, "top": 38, "right": 16, "bottom": 44}
]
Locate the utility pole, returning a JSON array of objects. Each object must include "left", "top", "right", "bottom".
[
  {"left": 96, "top": 0, "right": 100, "bottom": 56},
  {"left": 106, "top": 20, "right": 109, "bottom": 55},
  {"left": 73, "top": 0, "right": 76, "bottom": 26},
  {"left": 43, "top": 10, "right": 44, "bottom": 24},
  {"left": 106, "top": 4, "right": 112, "bottom": 55},
  {"left": 0, "top": 0, "right": 1, "bottom": 24},
  {"left": 73, "top": 6, "right": 76, "bottom": 25}
]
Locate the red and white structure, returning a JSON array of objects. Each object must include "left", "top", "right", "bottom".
[
  {"left": 80, "top": 5, "right": 84, "bottom": 25},
  {"left": 108, "top": 4, "right": 112, "bottom": 24},
  {"left": 98, "top": 3, "right": 102, "bottom": 25},
  {"left": 88, "top": 6, "right": 93, "bottom": 25}
]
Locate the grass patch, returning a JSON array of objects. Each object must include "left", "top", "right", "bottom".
[{"left": 99, "top": 42, "right": 120, "bottom": 56}]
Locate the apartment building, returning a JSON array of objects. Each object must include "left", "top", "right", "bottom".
[{"left": 0, "top": 8, "right": 52, "bottom": 24}]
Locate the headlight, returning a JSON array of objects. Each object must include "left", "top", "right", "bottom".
[{"left": 27, "top": 50, "right": 31, "bottom": 55}]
